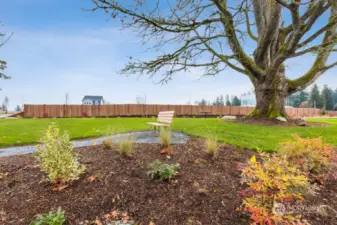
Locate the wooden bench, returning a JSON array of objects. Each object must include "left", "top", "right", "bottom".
[{"left": 147, "top": 111, "right": 175, "bottom": 130}]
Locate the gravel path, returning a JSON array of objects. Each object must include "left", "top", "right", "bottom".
[{"left": 0, "top": 131, "right": 189, "bottom": 157}]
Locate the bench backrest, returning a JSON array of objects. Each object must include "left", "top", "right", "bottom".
[{"left": 157, "top": 111, "right": 175, "bottom": 124}]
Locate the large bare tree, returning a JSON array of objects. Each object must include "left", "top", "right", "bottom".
[
  {"left": 89, "top": 0, "right": 337, "bottom": 118},
  {"left": 0, "top": 21, "right": 11, "bottom": 90}
]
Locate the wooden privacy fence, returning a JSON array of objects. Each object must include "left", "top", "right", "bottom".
[{"left": 23, "top": 104, "right": 337, "bottom": 118}]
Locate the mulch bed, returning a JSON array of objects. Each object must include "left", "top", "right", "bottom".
[
  {"left": 232, "top": 116, "right": 328, "bottom": 127},
  {"left": 0, "top": 138, "right": 336, "bottom": 225}
]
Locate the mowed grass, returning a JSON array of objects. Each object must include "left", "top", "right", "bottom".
[{"left": 0, "top": 117, "right": 336, "bottom": 151}]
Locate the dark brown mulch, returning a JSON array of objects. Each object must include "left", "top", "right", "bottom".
[
  {"left": 0, "top": 138, "right": 254, "bottom": 225},
  {"left": 0, "top": 138, "right": 336, "bottom": 225},
  {"left": 232, "top": 116, "right": 328, "bottom": 127}
]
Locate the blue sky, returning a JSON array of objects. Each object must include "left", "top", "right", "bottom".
[{"left": 0, "top": 0, "right": 336, "bottom": 109}]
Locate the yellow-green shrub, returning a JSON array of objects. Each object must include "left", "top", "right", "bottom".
[
  {"left": 278, "top": 135, "right": 336, "bottom": 178},
  {"left": 36, "top": 123, "right": 86, "bottom": 185},
  {"left": 239, "top": 154, "right": 311, "bottom": 225},
  {"left": 205, "top": 136, "right": 219, "bottom": 157},
  {"left": 159, "top": 127, "right": 171, "bottom": 147},
  {"left": 118, "top": 136, "right": 134, "bottom": 157}
]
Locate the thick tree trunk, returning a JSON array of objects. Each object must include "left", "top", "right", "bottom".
[{"left": 250, "top": 71, "right": 288, "bottom": 119}]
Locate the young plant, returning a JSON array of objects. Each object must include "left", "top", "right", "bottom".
[
  {"left": 35, "top": 123, "right": 86, "bottom": 186},
  {"left": 30, "top": 207, "right": 66, "bottom": 225},
  {"left": 238, "top": 154, "right": 312, "bottom": 225},
  {"left": 147, "top": 160, "right": 180, "bottom": 181},
  {"left": 102, "top": 137, "right": 113, "bottom": 150},
  {"left": 159, "top": 127, "right": 171, "bottom": 147},
  {"left": 118, "top": 135, "right": 134, "bottom": 157},
  {"left": 205, "top": 135, "right": 219, "bottom": 157},
  {"left": 278, "top": 135, "right": 337, "bottom": 180}
]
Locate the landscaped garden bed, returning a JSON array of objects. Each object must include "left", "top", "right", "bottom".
[{"left": 1, "top": 136, "right": 337, "bottom": 225}]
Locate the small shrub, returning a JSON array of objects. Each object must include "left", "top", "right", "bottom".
[
  {"left": 102, "top": 137, "right": 113, "bottom": 150},
  {"left": 147, "top": 160, "right": 180, "bottom": 181},
  {"left": 30, "top": 207, "right": 66, "bottom": 225},
  {"left": 118, "top": 135, "right": 134, "bottom": 157},
  {"left": 238, "top": 154, "right": 312, "bottom": 225},
  {"left": 205, "top": 136, "right": 219, "bottom": 157},
  {"left": 159, "top": 127, "right": 171, "bottom": 147},
  {"left": 278, "top": 135, "right": 336, "bottom": 179},
  {"left": 322, "top": 106, "right": 326, "bottom": 115},
  {"left": 36, "top": 124, "right": 86, "bottom": 185}
]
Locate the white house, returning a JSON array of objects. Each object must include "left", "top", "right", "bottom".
[{"left": 82, "top": 96, "right": 104, "bottom": 105}]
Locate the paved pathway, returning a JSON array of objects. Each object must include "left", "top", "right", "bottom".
[{"left": 0, "top": 131, "right": 189, "bottom": 157}]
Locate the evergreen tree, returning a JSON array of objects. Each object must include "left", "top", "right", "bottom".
[
  {"left": 333, "top": 89, "right": 337, "bottom": 105},
  {"left": 286, "top": 90, "right": 309, "bottom": 108},
  {"left": 196, "top": 99, "right": 209, "bottom": 106},
  {"left": 232, "top": 96, "right": 241, "bottom": 106},
  {"left": 299, "top": 91, "right": 309, "bottom": 104},
  {"left": 219, "top": 95, "right": 224, "bottom": 106},
  {"left": 309, "top": 84, "right": 323, "bottom": 108},
  {"left": 225, "top": 95, "right": 231, "bottom": 106},
  {"left": 15, "top": 105, "right": 22, "bottom": 112},
  {"left": 286, "top": 93, "right": 300, "bottom": 107},
  {"left": 212, "top": 96, "right": 219, "bottom": 106},
  {"left": 322, "top": 85, "right": 334, "bottom": 110},
  {"left": 212, "top": 95, "right": 225, "bottom": 106},
  {"left": 2, "top": 96, "right": 9, "bottom": 113}
]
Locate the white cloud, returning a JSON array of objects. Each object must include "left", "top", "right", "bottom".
[{"left": 1, "top": 24, "right": 336, "bottom": 110}]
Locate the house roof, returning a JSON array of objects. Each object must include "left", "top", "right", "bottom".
[{"left": 82, "top": 95, "right": 103, "bottom": 101}]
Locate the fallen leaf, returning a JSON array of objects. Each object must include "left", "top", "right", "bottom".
[
  {"left": 52, "top": 185, "right": 68, "bottom": 191},
  {"left": 149, "top": 222, "right": 155, "bottom": 225},
  {"left": 95, "top": 217, "right": 102, "bottom": 225},
  {"left": 88, "top": 175, "right": 96, "bottom": 182},
  {"left": 160, "top": 148, "right": 169, "bottom": 154},
  {"left": 111, "top": 210, "right": 118, "bottom": 218}
]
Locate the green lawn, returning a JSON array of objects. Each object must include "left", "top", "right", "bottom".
[{"left": 0, "top": 117, "right": 336, "bottom": 151}]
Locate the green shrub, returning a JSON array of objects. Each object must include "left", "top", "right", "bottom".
[
  {"left": 118, "top": 135, "right": 134, "bottom": 157},
  {"left": 147, "top": 160, "right": 180, "bottom": 181},
  {"left": 159, "top": 127, "right": 171, "bottom": 147},
  {"left": 278, "top": 135, "right": 336, "bottom": 178},
  {"left": 36, "top": 123, "right": 86, "bottom": 185},
  {"left": 30, "top": 207, "right": 65, "bottom": 225},
  {"left": 205, "top": 136, "right": 219, "bottom": 157},
  {"left": 102, "top": 137, "right": 113, "bottom": 150}
]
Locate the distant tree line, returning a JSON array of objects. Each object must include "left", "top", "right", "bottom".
[
  {"left": 287, "top": 84, "right": 337, "bottom": 111},
  {"left": 195, "top": 94, "right": 241, "bottom": 106},
  {"left": 195, "top": 84, "right": 337, "bottom": 111}
]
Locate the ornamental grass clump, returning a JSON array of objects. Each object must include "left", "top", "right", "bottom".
[
  {"left": 205, "top": 135, "right": 219, "bottom": 157},
  {"left": 278, "top": 135, "right": 337, "bottom": 180},
  {"left": 102, "top": 137, "right": 113, "bottom": 150},
  {"left": 159, "top": 127, "right": 171, "bottom": 148},
  {"left": 36, "top": 123, "right": 86, "bottom": 186},
  {"left": 118, "top": 135, "right": 134, "bottom": 157}
]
